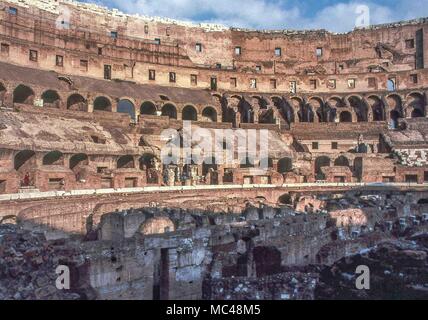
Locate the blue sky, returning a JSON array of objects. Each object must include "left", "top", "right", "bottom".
[{"left": 84, "top": 0, "right": 428, "bottom": 32}]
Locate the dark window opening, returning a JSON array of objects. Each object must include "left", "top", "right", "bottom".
[
  {"left": 56, "top": 55, "right": 63, "bottom": 67},
  {"left": 169, "top": 72, "right": 176, "bottom": 83},
  {"left": 405, "top": 39, "right": 415, "bottom": 49},
  {"left": 1, "top": 43, "right": 10, "bottom": 55},
  {"left": 332, "top": 142, "right": 338, "bottom": 150},
  {"left": 29, "top": 50, "right": 38, "bottom": 62},
  {"left": 312, "top": 142, "right": 319, "bottom": 150},
  {"left": 104, "top": 65, "right": 112, "bottom": 80}
]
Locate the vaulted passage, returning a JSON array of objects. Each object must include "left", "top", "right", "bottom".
[
  {"left": 13, "top": 85, "right": 34, "bottom": 105},
  {"left": 202, "top": 106, "right": 217, "bottom": 122},
  {"left": 161, "top": 103, "right": 177, "bottom": 119},
  {"left": 315, "top": 156, "right": 331, "bottom": 180},
  {"left": 41, "top": 90, "right": 61, "bottom": 108},
  {"left": 339, "top": 111, "right": 352, "bottom": 123},
  {"left": 140, "top": 101, "right": 157, "bottom": 115},
  {"left": 43, "top": 151, "right": 64, "bottom": 166},
  {"left": 117, "top": 99, "right": 136, "bottom": 120},
  {"left": 117, "top": 155, "right": 135, "bottom": 169},
  {"left": 94, "top": 96, "right": 112, "bottom": 112},
  {"left": 67, "top": 94, "right": 87, "bottom": 111},
  {"left": 182, "top": 105, "right": 198, "bottom": 121},
  {"left": 278, "top": 157, "right": 293, "bottom": 173}
]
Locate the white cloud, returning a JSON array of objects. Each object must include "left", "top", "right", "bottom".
[{"left": 88, "top": 0, "right": 428, "bottom": 32}]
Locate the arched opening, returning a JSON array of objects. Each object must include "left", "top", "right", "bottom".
[
  {"left": 348, "top": 96, "right": 368, "bottom": 122},
  {"left": 298, "top": 104, "right": 314, "bottom": 123},
  {"left": 407, "top": 93, "right": 425, "bottom": 118},
  {"left": 334, "top": 156, "right": 350, "bottom": 167},
  {"left": 339, "top": 111, "right": 352, "bottom": 123},
  {"left": 278, "top": 194, "right": 292, "bottom": 205},
  {"left": 14, "top": 150, "right": 36, "bottom": 171},
  {"left": 354, "top": 157, "right": 363, "bottom": 181},
  {"left": 0, "top": 83, "right": 6, "bottom": 106},
  {"left": 140, "top": 101, "right": 157, "bottom": 115},
  {"left": 67, "top": 94, "right": 87, "bottom": 112},
  {"left": 390, "top": 110, "right": 401, "bottom": 129},
  {"left": 202, "top": 157, "right": 219, "bottom": 184},
  {"left": 13, "top": 85, "right": 34, "bottom": 105},
  {"left": 161, "top": 103, "right": 177, "bottom": 119},
  {"left": 272, "top": 97, "right": 294, "bottom": 124},
  {"left": 259, "top": 109, "right": 275, "bottom": 124},
  {"left": 238, "top": 99, "right": 254, "bottom": 123},
  {"left": 41, "top": 90, "right": 61, "bottom": 108},
  {"left": 202, "top": 106, "right": 217, "bottom": 122},
  {"left": 182, "top": 105, "right": 198, "bottom": 121},
  {"left": 412, "top": 109, "right": 424, "bottom": 118},
  {"left": 140, "top": 153, "right": 158, "bottom": 170},
  {"left": 278, "top": 157, "right": 293, "bottom": 174},
  {"left": 42, "top": 151, "right": 64, "bottom": 166},
  {"left": 117, "top": 155, "right": 135, "bottom": 169},
  {"left": 93, "top": 96, "right": 112, "bottom": 112},
  {"left": 138, "top": 216, "right": 175, "bottom": 235},
  {"left": 309, "top": 98, "right": 324, "bottom": 122},
  {"left": 368, "top": 96, "right": 385, "bottom": 121},
  {"left": 117, "top": 99, "right": 136, "bottom": 120},
  {"left": 140, "top": 153, "right": 160, "bottom": 184},
  {"left": 69, "top": 153, "right": 89, "bottom": 170},
  {"left": 315, "top": 156, "right": 331, "bottom": 180}
]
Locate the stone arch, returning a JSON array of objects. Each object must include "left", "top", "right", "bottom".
[
  {"left": 308, "top": 97, "right": 325, "bottom": 122},
  {"left": 69, "top": 153, "right": 88, "bottom": 170},
  {"left": 339, "top": 111, "right": 352, "bottom": 123},
  {"left": 298, "top": 103, "right": 314, "bottom": 123},
  {"left": 139, "top": 153, "right": 159, "bottom": 170},
  {"left": 348, "top": 96, "right": 368, "bottom": 122},
  {"left": 13, "top": 84, "right": 34, "bottom": 105},
  {"left": 327, "top": 96, "right": 346, "bottom": 108},
  {"left": 117, "top": 155, "right": 135, "bottom": 169},
  {"left": 406, "top": 92, "right": 425, "bottom": 118},
  {"left": 117, "top": 99, "right": 136, "bottom": 120},
  {"left": 259, "top": 108, "right": 275, "bottom": 124},
  {"left": 367, "top": 95, "right": 386, "bottom": 121},
  {"left": 161, "top": 103, "right": 177, "bottom": 119},
  {"left": 42, "top": 151, "right": 64, "bottom": 166},
  {"left": 14, "top": 150, "right": 36, "bottom": 171},
  {"left": 238, "top": 99, "right": 254, "bottom": 123},
  {"left": 272, "top": 96, "right": 294, "bottom": 123},
  {"left": 278, "top": 193, "right": 293, "bottom": 205},
  {"left": 138, "top": 216, "right": 175, "bottom": 235},
  {"left": 67, "top": 94, "right": 87, "bottom": 112},
  {"left": 140, "top": 101, "right": 157, "bottom": 115},
  {"left": 41, "top": 90, "right": 61, "bottom": 108},
  {"left": 277, "top": 157, "right": 293, "bottom": 174},
  {"left": 387, "top": 94, "right": 404, "bottom": 128},
  {"left": 182, "top": 105, "right": 198, "bottom": 121},
  {"left": 93, "top": 96, "right": 112, "bottom": 112},
  {"left": 315, "top": 156, "right": 331, "bottom": 180},
  {"left": 202, "top": 106, "right": 217, "bottom": 122},
  {"left": 334, "top": 156, "right": 350, "bottom": 167}
]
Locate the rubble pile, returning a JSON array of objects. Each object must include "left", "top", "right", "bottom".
[
  {"left": 316, "top": 235, "right": 428, "bottom": 300},
  {"left": 204, "top": 272, "right": 319, "bottom": 300},
  {"left": 0, "top": 225, "right": 93, "bottom": 300}
]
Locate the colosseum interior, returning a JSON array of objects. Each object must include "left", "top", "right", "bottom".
[{"left": 0, "top": 0, "right": 428, "bottom": 302}]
